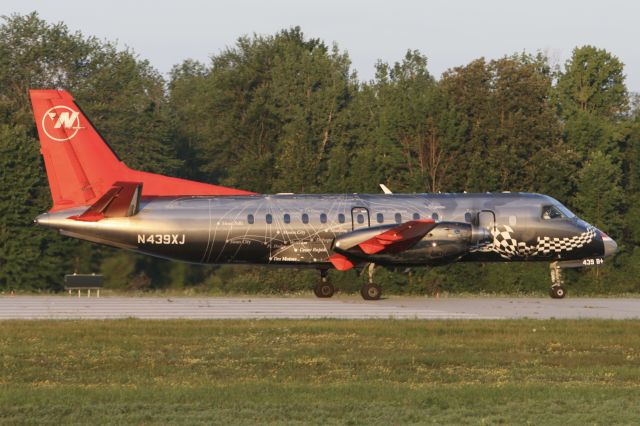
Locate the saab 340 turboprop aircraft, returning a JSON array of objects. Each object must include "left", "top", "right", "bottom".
[{"left": 30, "top": 90, "right": 617, "bottom": 300}]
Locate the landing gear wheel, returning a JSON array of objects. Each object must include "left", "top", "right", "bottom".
[
  {"left": 549, "top": 285, "right": 566, "bottom": 299},
  {"left": 361, "top": 283, "right": 382, "bottom": 301},
  {"left": 314, "top": 269, "right": 334, "bottom": 298},
  {"left": 314, "top": 282, "right": 335, "bottom": 298}
]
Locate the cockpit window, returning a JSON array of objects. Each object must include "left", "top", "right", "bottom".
[
  {"left": 541, "top": 205, "right": 574, "bottom": 220},
  {"left": 556, "top": 204, "right": 576, "bottom": 218}
]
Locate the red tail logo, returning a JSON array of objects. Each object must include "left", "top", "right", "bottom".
[
  {"left": 42, "top": 106, "right": 83, "bottom": 141},
  {"left": 30, "top": 89, "right": 255, "bottom": 212}
]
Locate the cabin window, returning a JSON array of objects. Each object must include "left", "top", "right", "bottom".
[
  {"left": 376, "top": 213, "right": 384, "bottom": 223},
  {"left": 247, "top": 214, "right": 254, "bottom": 224},
  {"left": 284, "top": 213, "right": 291, "bottom": 224},
  {"left": 413, "top": 212, "right": 420, "bottom": 220},
  {"left": 464, "top": 212, "right": 472, "bottom": 223},
  {"left": 357, "top": 214, "right": 365, "bottom": 224},
  {"left": 432, "top": 212, "right": 439, "bottom": 221},
  {"left": 394, "top": 213, "right": 402, "bottom": 224},
  {"left": 266, "top": 213, "right": 272, "bottom": 224},
  {"left": 320, "top": 213, "right": 327, "bottom": 224},
  {"left": 338, "top": 213, "right": 345, "bottom": 224},
  {"left": 302, "top": 213, "right": 309, "bottom": 224}
]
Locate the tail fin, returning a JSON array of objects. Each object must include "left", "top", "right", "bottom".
[{"left": 30, "top": 90, "right": 254, "bottom": 212}]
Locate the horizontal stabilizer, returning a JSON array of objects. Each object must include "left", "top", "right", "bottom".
[
  {"left": 70, "top": 182, "right": 142, "bottom": 222},
  {"left": 358, "top": 219, "right": 436, "bottom": 254}
]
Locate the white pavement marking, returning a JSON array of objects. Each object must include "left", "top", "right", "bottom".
[{"left": 0, "top": 296, "right": 639, "bottom": 320}]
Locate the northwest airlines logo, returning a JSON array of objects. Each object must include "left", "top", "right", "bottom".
[{"left": 41, "top": 106, "right": 83, "bottom": 141}]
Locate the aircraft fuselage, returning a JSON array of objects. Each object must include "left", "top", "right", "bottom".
[{"left": 36, "top": 192, "right": 615, "bottom": 268}]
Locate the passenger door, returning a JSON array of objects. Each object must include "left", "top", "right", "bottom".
[
  {"left": 478, "top": 210, "right": 496, "bottom": 233},
  {"left": 351, "top": 207, "right": 370, "bottom": 230}
]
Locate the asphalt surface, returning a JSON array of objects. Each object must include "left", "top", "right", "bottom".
[{"left": 0, "top": 296, "right": 638, "bottom": 320}]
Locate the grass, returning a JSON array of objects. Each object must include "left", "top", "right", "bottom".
[{"left": 1, "top": 320, "right": 639, "bottom": 424}]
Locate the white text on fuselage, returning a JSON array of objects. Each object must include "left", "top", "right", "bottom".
[{"left": 137, "top": 234, "right": 186, "bottom": 245}]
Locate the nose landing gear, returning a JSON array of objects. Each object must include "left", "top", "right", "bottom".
[
  {"left": 549, "top": 262, "right": 566, "bottom": 299},
  {"left": 314, "top": 269, "right": 335, "bottom": 298}
]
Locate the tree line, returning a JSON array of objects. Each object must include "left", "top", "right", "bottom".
[{"left": 1, "top": 12, "right": 639, "bottom": 294}]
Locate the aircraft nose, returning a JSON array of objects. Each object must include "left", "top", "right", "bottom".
[
  {"left": 596, "top": 228, "right": 618, "bottom": 257},
  {"left": 602, "top": 235, "right": 618, "bottom": 257}
]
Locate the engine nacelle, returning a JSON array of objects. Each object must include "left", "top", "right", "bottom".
[{"left": 404, "top": 222, "right": 491, "bottom": 264}]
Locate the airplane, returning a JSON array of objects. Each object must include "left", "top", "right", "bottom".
[{"left": 30, "top": 89, "right": 618, "bottom": 300}]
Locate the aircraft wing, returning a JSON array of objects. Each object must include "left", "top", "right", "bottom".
[
  {"left": 358, "top": 219, "right": 437, "bottom": 254},
  {"left": 328, "top": 219, "right": 437, "bottom": 270}
]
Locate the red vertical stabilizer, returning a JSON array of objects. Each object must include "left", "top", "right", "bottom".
[{"left": 29, "top": 89, "right": 255, "bottom": 212}]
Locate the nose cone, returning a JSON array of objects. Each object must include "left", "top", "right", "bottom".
[{"left": 602, "top": 234, "right": 618, "bottom": 257}]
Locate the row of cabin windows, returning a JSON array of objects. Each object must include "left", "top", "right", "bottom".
[{"left": 246, "top": 212, "right": 441, "bottom": 225}]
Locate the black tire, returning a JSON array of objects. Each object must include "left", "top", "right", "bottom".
[
  {"left": 361, "top": 283, "right": 382, "bottom": 301},
  {"left": 314, "top": 283, "right": 335, "bottom": 298},
  {"left": 549, "top": 285, "right": 566, "bottom": 299}
]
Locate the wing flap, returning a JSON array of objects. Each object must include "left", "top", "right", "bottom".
[
  {"left": 328, "top": 253, "right": 355, "bottom": 271},
  {"left": 358, "top": 219, "right": 436, "bottom": 254}
]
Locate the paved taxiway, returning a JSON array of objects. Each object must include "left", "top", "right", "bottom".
[{"left": 0, "top": 296, "right": 638, "bottom": 319}]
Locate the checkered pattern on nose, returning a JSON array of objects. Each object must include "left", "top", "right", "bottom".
[
  {"left": 535, "top": 227, "right": 596, "bottom": 255},
  {"left": 473, "top": 225, "right": 596, "bottom": 259}
]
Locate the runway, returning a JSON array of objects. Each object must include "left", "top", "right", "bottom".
[{"left": 0, "top": 296, "right": 638, "bottom": 320}]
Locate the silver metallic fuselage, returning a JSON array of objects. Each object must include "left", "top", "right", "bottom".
[{"left": 36, "top": 192, "right": 615, "bottom": 268}]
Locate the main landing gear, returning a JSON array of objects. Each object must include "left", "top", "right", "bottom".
[
  {"left": 549, "top": 261, "right": 566, "bottom": 299},
  {"left": 361, "top": 263, "right": 382, "bottom": 301},
  {"left": 314, "top": 269, "right": 335, "bottom": 298},
  {"left": 313, "top": 265, "right": 383, "bottom": 301}
]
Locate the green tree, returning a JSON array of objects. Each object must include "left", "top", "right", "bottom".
[
  {"left": 0, "top": 12, "right": 179, "bottom": 290},
  {"left": 620, "top": 114, "right": 640, "bottom": 245},
  {"left": 555, "top": 45, "right": 631, "bottom": 265},
  {"left": 339, "top": 50, "right": 468, "bottom": 194},
  {"left": 0, "top": 12, "right": 179, "bottom": 174},
  {"left": 168, "top": 27, "right": 354, "bottom": 193},
  {"left": 556, "top": 45, "right": 628, "bottom": 119},
  {"left": 573, "top": 151, "right": 624, "bottom": 238},
  {"left": 351, "top": 51, "right": 465, "bottom": 193},
  {"left": 441, "top": 53, "right": 565, "bottom": 193},
  {"left": 1, "top": 125, "right": 45, "bottom": 290}
]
